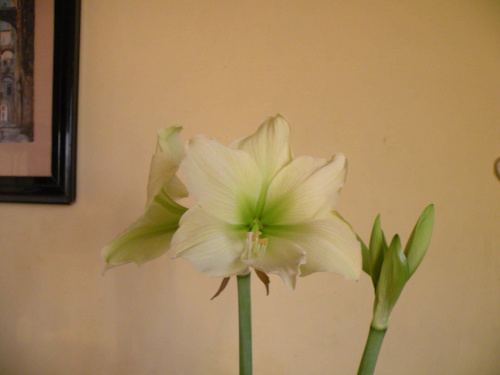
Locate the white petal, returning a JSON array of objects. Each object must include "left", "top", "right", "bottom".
[
  {"left": 262, "top": 154, "right": 347, "bottom": 225},
  {"left": 183, "top": 136, "right": 262, "bottom": 224},
  {"left": 146, "top": 153, "right": 185, "bottom": 206},
  {"left": 234, "top": 114, "right": 293, "bottom": 185},
  {"left": 163, "top": 175, "right": 189, "bottom": 201},
  {"left": 171, "top": 206, "right": 248, "bottom": 277},
  {"left": 146, "top": 127, "right": 187, "bottom": 206},
  {"left": 266, "top": 212, "right": 361, "bottom": 279},
  {"left": 241, "top": 235, "right": 306, "bottom": 290},
  {"left": 102, "top": 189, "right": 187, "bottom": 266},
  {"left": 157, "top": 127, "right": 184, "bottom": 165}
]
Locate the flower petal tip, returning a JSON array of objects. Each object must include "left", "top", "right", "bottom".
[{"left": 101, "top": 262, "right": 132, "bottom": 276}]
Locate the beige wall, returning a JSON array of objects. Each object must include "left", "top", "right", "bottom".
[{"left": 1, "top": 0, "right": 499, "bottom": 374}]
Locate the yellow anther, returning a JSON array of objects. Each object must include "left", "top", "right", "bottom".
[{"left": 252, "top": 231, "right": 262, "bottom": 241}]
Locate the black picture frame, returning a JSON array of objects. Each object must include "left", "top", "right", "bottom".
[{"left": 0, "top": 0, "right": 80, "bottom": 204}]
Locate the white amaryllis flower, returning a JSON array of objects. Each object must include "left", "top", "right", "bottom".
[
  {"left": 102, "top": 127, "right": 188, "bottom": 266},
  {"left": 171, "top": 115, "right": 361, "bottom": 289}
]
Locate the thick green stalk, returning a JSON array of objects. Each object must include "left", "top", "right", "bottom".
[
  {"left": 237, "top": 273, "right": 252, "bottom": 375},
  {"left": 357, "top": 326, "right": 387, "bottom": 375}
]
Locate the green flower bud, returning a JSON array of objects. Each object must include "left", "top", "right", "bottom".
[
  {"left": 372, "top": 235, "right": 409, "bottom": 330},
  {"left": 368, "top": 215, "right": 388, "bottom": 289},
  {"left": 360, "top": 205, "right": 435, "bottom": 330},
  {"left": 404, "top": 204, "right": 435, "bottom": 277}
]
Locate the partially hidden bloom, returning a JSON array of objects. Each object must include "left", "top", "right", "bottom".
[
  {"left": 101, "top": 127, "right": 188, "bottom": 267},
  {"left": 171, "top": 115, "right": 361, "bottom": 289}
]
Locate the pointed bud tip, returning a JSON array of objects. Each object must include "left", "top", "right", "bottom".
[
  {"left": 423, "top": 203, "right": 435, "bottom": 216},
  {"left": 390, "top": 234, "right": 402, "bottom": 246}
]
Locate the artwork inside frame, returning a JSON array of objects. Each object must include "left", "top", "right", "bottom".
[
  {"left": 0, "top": 0, "right": 34, "bottom": 143},
  {"left": 0, "top": 0, "right": 80, "bottom": 204}
]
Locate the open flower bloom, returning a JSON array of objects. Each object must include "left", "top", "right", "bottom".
[
  {"left": 171, "top": 115, "right": 361, "bottom": 289},
  {"left": 101, "top": 127, "right": 188, "bottom": 266}
]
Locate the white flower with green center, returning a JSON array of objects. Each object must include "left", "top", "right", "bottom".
[
  {"left": 101, "top": 127, "right": 188, "bottom": 266},
  {"left": 171, "top": 115, "right": 361, "bottom": 289}
]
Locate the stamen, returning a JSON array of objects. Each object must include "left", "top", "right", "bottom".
[
  {"left": 258, "top": 238, "right": 268, "bottom": 256},
  {"left": 244, "top": 231, "right": 268, "bottom": 257}
]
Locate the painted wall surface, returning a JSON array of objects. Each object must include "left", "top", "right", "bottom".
[{"left": 0, "top": 1, "right": 499, "bottom": 374}]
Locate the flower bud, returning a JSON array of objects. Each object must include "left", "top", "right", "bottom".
[
  {"left": 359, "top": 205, "right": 435, "bottom": 330},
  {"left": 404, "top": 204, "right": 435, "bottom": 277},
  {"left": 372, "top": 235, "right": 409, "bottom": 330}
]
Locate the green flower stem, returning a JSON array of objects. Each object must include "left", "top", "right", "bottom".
[
  {"left": 237, "top": 273, "right": 252, "bottom": 375},
  {"left": 357, "top": 326, "right": 387, "bottom": 375}
]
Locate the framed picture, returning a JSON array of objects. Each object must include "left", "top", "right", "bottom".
[{"left": 0, "top": 0, "right": 80, "bottom": 204}]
